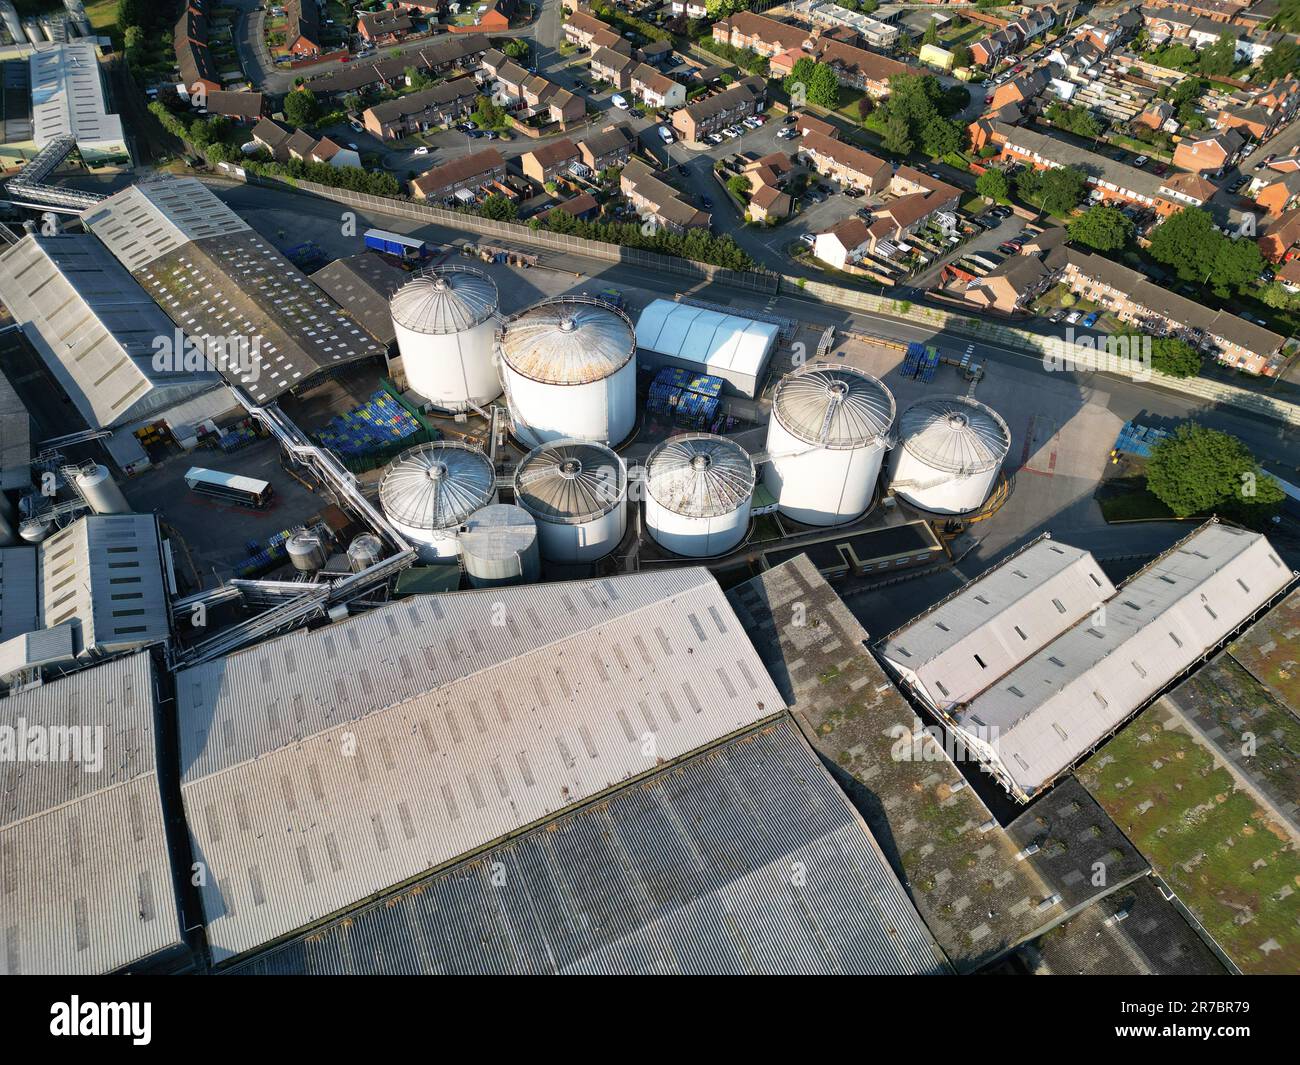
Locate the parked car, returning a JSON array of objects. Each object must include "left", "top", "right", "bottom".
[
  {"left": 611, "top": 94, "right": 629, "bottom": 109},
  {"left": 1229, "top": 176, "right": 1247, "bottom": 192},
  {"left": 1134, "top": 155, "right": 1149, "bottom": 167},
  {"left": 706, "top": 132, "right": 724, "bottom": 144},
  {"left": 1065, "top": 310, "right": 1082, "bottom": 325},
  {"left": 844, "top": 186, "right": 864, "bottom": 198},
  {"left": 658, "top": 125, "right": 674, "bottom": 143},
  {"left": 677, "top": 163, "right": 689, "bottom": 176},
  {"left": 1152, "top": 162, "right": 1167, "bottom": 175},
  {"left": 777, "top": 127, "right": 798, "bottom": 140},
  {"left": 799, "top": 233, "right": 815, "bottom": 246},
  {"left": 700, "top": 196, "right": 713, "bottom": 209},
  {"left": 856, "top": 207, "right": 872, "bottom": 221},
  {"left": 1080, "top": 311, "right": 1100, "bottom": 328},
  {"left": 1049, "top": 309, "right": 1066, "bottom": 323},
  {"left": 784, "top": 111, "right": 799, "bottom": 123},
  {"left": 806, "top": 188, "right": 826, "bottom": 204},
  {"left": 998, "top": 242, "right": 1020, "bottom": 254},
  {"left": 413, "top": 146, "right": 429, "bottom": 156}
]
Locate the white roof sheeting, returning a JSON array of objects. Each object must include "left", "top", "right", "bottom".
[
  {"left": 878, "top": 537, "right": 1115, "bottom": 711},
  {"left": 0, "top": 235, "right": 219, "bottom": 430},
  {"left": 960, "top": 523, "right": 1295, "bottom": 800},
  {"left": 28, "top": 40, "right": 124, "bottom": 149},
  {"left": 0, "top": 652, "right": 185, "bottom": 974},
  {"left": 634, "top": 299, "right": 779, "bottom": 382},
  {"left": 175, "top": 568, "right": 785, "bottom": 963}
]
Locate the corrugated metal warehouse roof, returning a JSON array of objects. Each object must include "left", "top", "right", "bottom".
[
  {"left": 39, "top": 514, "right": 172, "bottom": 657},
  {"left": 0, "top": 365, "right": 32, "bottom": 491},
  {"left": 28, "top": 40, "right": 124, "bottom": 149},
  {"left": 0, "top": 546, "right": 39, "bottom": 644},
  {"left": 225, "top": 720, "right": 949, "bottom": 975},
  {"left": 960, "top": 523, "right": 1295, "bottom": 800},
  {"left": 0, "top": 651, "right": 185, "bottom": 974},
  {"left": 175, "top": 568, "right": 785, "bottom": 963},
  {"left": 878, "top": 537, "right": 1116, "bottom": 712},
  {"left": 0, "top": 234, "right": 220, "bottom": 429}
]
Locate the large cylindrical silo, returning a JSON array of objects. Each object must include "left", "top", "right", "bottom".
[
  {"left": 458, "top": 503, "right": 540, "bottom": 587},
  {"left": 644, "top": 433, "right": 754, "bottom": 557},
  {"left": 499, "top": 296, "right": 636, "bottom": 447},
  {"left": 390, "top": 267, "right": 501, "bottom": 413},
  {"left": 379, "top": 441, "right": 497, "bottom": 562},
  {"left": 513, "top": 439, "right": 627, "bottom": 563},
  {"left": 763, "top": 364, "right": 895, "bottom": 527},
  {"left": 890, "top": 395, "right": 1011, "bottom": 515},
  {"left": 75, "top": 464, "right": 131, "bottom": 514}
]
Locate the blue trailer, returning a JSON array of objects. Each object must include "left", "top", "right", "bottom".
[{"left": 364, "top": 228, "right": 429, "bottom": 261}]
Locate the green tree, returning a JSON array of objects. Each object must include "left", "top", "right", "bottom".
[
  {"left": 283, "top": 89, "right": 320, "bottom": 128},
  {"left": 478, "top": 194, "right": 518, "bottom": 221},
  {"left": 503, "top": 39, "right": 531, "bottom": 61},
  {"left": 881, "top": 111, "right": 913, "bottom": 155},
  {"left": 807, "top": 63, "right": 840, "bottom": 109},
  {"left": 1198, "top": 31, "right": 1237, "bottom": 77},
  {"left": 952, "top": 44, "right": 972, "bottom": 69},
  {"left": 923, "top": 18, "right": 938, "bottom": 46},
  {"left": 1146, "top": 424, "right": 1284, "bottom": 523},
  {"left": 1260, "top": 39, "right": 1300, "bottom": 81},
  {"left": 783, "top": 56, "right": 816, "bottom": 101},
  {"left": 727, "top": 174, "right": 750, "bottom": 200},
  {"left": 920, "top": 114, "right": 960, "bottom": 158},
  {"left": 1148, "top": 337, "right": 1203, "bottom": 378},
  {"left": 1211, "top": 235, "right": 1266, "bottom": 298},
  {"left": 975, "top": 167, "right": 1010, "bottom": 203},
  {"left": 405, "top": 66, "right": 431, "bottom": 91},
  {"left": 1068, "top": 204, "right": 1134, "bottom": 251}
]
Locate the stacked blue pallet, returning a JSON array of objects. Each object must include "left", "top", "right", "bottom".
[
  {"left": 918, "top": 347, "right": 940, "bottom": 382},
  {"left": 218, "top": 425, "right": 260, "bottom": 453},
  {"left": 316, "top": 390, "right": 423, "bottom": 457},
  {"left": 646, "top": 367, "right": 724, "bottom": 426},
  {"left": 235, "top": 528, "right": 294, "bottom": 578},
  {"left": 902, "top": 342, "right": 926, "bottom": 377},
  {"left": 1113, "top": 421, "right": 1170, "bottom": 458}
]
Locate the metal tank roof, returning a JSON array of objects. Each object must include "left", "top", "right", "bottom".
[
  {"left": 513, "top": 439, "right": 626, "bottom": 524},
  {"left": 899, "top": 395, "right": 1010, "bottom": 474},
  {"left": 772, "top": 364, "right": 894, "bottom": 450},
  {"left": 389, "top": 266, "right": 498, "bottom": 334},
  {"left": 645, "top": 433, "right": 755, "bottom": 518},
  {"left": 499, "top": 296, "right": 635, "bottom": 385},
  {"left": 379, "top": 441, "right": 495, "bottom": 530},
  {"left": 458, "top": 503, "right": 537, "bottom": 559}
]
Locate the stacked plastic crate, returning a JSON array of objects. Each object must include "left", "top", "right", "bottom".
[
  {"left": 236, "top": 529, "right": 295, "bottom": 578},
  {"left": 316, "top": 390, "right": 423, "bottom": 458}
]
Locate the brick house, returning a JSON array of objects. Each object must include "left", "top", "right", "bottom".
[
  {"left": 521, "top": 138, "right": 581, "bottom": 185},
  {"left": 671, "top": 76, "right": 765, "bottom": 142},
  {"left": 620, "top": 157, "right": 709, "bottom": 231},
  {"left": 175, "top": 0, "right": 221, "bottom": 95},
  {"left": 284, "top": 0, "right": 323, "bottom": 57},
  {"left": 362, "top": 78, "right": 479, "bottom": 139},
  {"left": 711, "top": 11, "right": 810, "bottom": 57},
  {"left": 590, "top": 46, "right": 635, "bottom": 91},
  {"left": 577, "top": 123, "right": 634, "bottom": 172},
  {"left": 1172, "top": 128, "right": 1244, "bottom": 174},
  {"left": 798, "top": 131, "right": 890, "bottom": 192},
  {"left": 411, "top": 147, "right": 508, "bottom": 202},
  {"left": 357, "top": 10, "right": 413, "bottom": 44},
  {"left": 631, "top": 63, "right": 685, "bottom": 109}
]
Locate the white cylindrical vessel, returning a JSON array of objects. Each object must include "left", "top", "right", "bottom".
[
  {"left": 644, "top": 433, "right": 754, "bottom": 557},
  {"left": 347, "top": 533, "right": 384, "bottom": 573},
  {"left": 286, "top": 531, "right": 327, "bottom": 574},
  {"left": 391, "top": 267, "right": 500, "bottom": 412},
  {"left": 890, "top": 395, "right": 1010, "bottom": 515},
  {"left": 380, "top": 441, "right": 497, "bottom": 562},
  {"left": 458, "top": 503, "right": 540, "bottom": 587},
  {"left": 499, "top": 297, "right": 636, "bottom": 447},
  {"left": 74, "top": 464, "right": 131, "bottom": 514},
  {"left": 763, "top": 364, "right": 895, "bottom": 527},
  {"left": 513, "top": 439, "right": 627, "bottom": 563},
  {"left": 19, "top": 517, "right": 50, "bottom": 542}
]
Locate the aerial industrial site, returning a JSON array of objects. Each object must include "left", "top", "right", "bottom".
[{"left": 0, "top": 0, "right": 1298, "bottom": 987}]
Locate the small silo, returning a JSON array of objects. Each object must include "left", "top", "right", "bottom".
[
  {"left": 763, "top": 364, "right": 895, "bottom": 527},
  {"left": 74, "top": 464, "right": 131, "bottom": 515},
  {"left": 513, "top": 439, "right": 626, "bottom": 564},
  {"left": 379, "top": 441, "right": 497, "bottom": 563},
  {"left": 458, "top": 503, "right": 540, "bottom": 587},
  {"left": 890, "top": 395, "right": 1011, "bottom": 515},
  {"left": 286, "top": 530, "right": 327, "bottom": 574},
  {"left": 644, "top": 434, "right": 755, "bottom": 558},
  {"left": 498, "top": 296, "right": 636, "bottom": 447},
  {"left": 347, "top": 533, "right": 384, "bottom": 573},
  {"left": 390, "top": 267, "right": 500, "bottom": 413}
]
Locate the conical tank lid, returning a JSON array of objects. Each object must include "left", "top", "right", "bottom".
[
  {"left": 513, "top": 439, "right": 626, "bottom": 524},
  {"left": 645, "top": 433, "right": 755, "bottom": 517},
  {"left": 380, "top": 441, "right": 495, "bottom": 529},
  {"left": 772, "top": 364, "right": 894, "bottom": 449},
  {"left": 390, "top": 267, "right": 498, "bottom": 333},
  {"left": 899, "top": 395, "right": 1010, "bottom": 474},
  {"left": 499, "top": 297, "right": 635, "bottom": 384}
]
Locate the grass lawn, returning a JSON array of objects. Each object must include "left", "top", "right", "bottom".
[
  {"left": 1096, "top": 481, "right": 1175, "bottom": 522},
  {"left": 83, "top": 0, "right": 118, "bottom": 37},
  {"left": 1079, "top": 706, "right": 1300, "bottom": 975}
]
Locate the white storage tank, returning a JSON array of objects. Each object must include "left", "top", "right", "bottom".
[
  {"left": 890, "top": 394, "right": 1010, "bottom": 515},
  {"left": 458, "top": 503, "right": 540, "bottom": 587},
  {"left": 379, "top": 441, "right": 497, "bottom": 562},
  {"left": 499, "top": 296, "right": 636, "bottom": 447},
  {"left": 390, "top": 267, "right": 501, "bottom": 413},
  {"left": 74, "top": 464, "right": 131, "bottom": 515},
  {"left": 286, "top": 531, "right": 327, "bottom": 574},
  {"left": 19, "top": 517, "right": 50, "bottom": 543},
  {"left": 644, "top": 433, "right": 755, "bottom": 557},
  {"left": 347, "top": 533, "right": 384, "bottom": 573},
  {"left": 513, "top": 439, "right": 626, "bottom": 564},
  {"left": 763, "top": 364, "right": 895, "bottom": 527}
]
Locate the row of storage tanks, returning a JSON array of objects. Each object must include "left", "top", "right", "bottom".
[{"left": 380, "top": 265, "right": 1012, "bottom": 574}]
